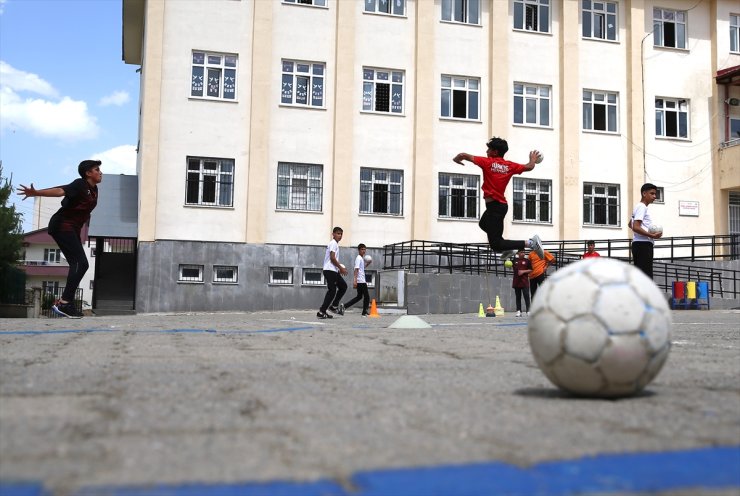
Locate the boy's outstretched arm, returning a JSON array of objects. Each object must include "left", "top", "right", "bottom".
[
  {"left": 521, "top": 150, "right": 542, "bottom": 171},
  {"left": 453, "top": 153, "right": 474, "bottom": 164}
]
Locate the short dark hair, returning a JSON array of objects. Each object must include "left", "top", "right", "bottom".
[
  {"left": 586, "top": 240, "right": 595, "bottom": 245},
  {"left": 486, "top": 137, "right": 509, "bottom": 157},
  {"left": 641, "top": 183, "right": 658, "bottom": 194},
  {"left": 332, "top": 226, "right": 343, "bottom": 234},
  {"left": 358, "top": 243, "right": 366, "bottom": 250},
  {"left": 78, "top": 159, "right": 101, "bottom": 178}
]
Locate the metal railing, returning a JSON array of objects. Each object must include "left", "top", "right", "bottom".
[
  {"left": 40, "top": 287, "right": 84, "bottom": 318},
  {"left": 382, "top": 235, "right": 740, "bottom": 299}
]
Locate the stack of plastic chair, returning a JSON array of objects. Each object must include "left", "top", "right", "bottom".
[
  {"left": 686, "top": 281, "right": 697, "bottom": 309},
  {"left": 671, "top": 281, "right": 687, "bottom": 310},
  {"left": 695, "top": 281, "right": 710, "bottom": 310}
]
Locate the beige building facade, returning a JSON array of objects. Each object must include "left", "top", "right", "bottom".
[{"left": 122, "top": 0, "right": 740, "bottom": 313}]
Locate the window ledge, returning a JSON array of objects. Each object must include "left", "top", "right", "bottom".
[
  {"left": 439, "top": 117, "right": 482, "bottom": 124},
  {"left": 512, "top": 221, "right": 553, "bottom": 226},
  {"left": 362, "top": 11, "right": 407, "bottom": 19},
  {"left": 213, "top": 282, "right": 238, "bottom": 285},
  {"left": 275, "top": 208, "right": 323, "bottom": 214},
  {"left": 655, "top": 135, "right": 691, "bottom": 142},
  {"left": 268, "top": 283, "right": 294, "bottom": 287},
  {"left": 437, "top": 217, "right": 480, "bottom": 222},
  {"left": 188, "top": 97, "right": 239, "bottom": 104},
  {"left": 359, "top": 213, "right": 405, "bottom": 218},
  {"left": 652, "top": 45, "right": 690, "bottom": 53},
  {"left": 512, "top": 123, "right": 553, "bottom": 130},
  {"left": 177, "top": 281, "right": 204, "bottom": 284},
  {"left": 582, "top": 129, "right": 620, "bottom": 136},
  {"left": 184, "top": 204, "right": 235, "bottom": 210},
  {"left": 581, "top": 224, "right": 623, "bottom": 230},
  {"left": 360, "top": 110, "right": 406, "bottom": 117},
  {"left": 281, "top": 2, "right": 329, "bottom": 10},
  {"left": 582, "top": 36, "right": 620, "bottom": 44},
  {"left": 513, "top": 27, "right": 552, "bottom": 36},
  {"left": 440, "top": 20, "right": 482, "bottom": 28},
  {"left": 279, "top": 104, "right": 327, "bottom": 111}
]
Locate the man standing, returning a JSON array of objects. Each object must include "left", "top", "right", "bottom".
[
  {"left": 528, "top": 249, "right": 556, "bottom": 299},
  {"left": 630, "top": 183, "right": 662, "bottom": 278}
]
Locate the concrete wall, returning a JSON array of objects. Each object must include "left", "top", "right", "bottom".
[{"left": 136, "top": 240, "right": 380, "bottom": 313}]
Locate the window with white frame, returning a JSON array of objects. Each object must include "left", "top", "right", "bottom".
[
  {"left": 654, "top": 186, "right": 665, "bottom": 204},
  {"left": 213, "top": 265, "right": 238, "bottom": 284},
  {"left": 302, "top": 268, "right": 325, "bottom": 286},
  {"left": 730, "top": 117, "right": 740, "bottom": 140},
  {"left": 179, "top": 264, "right": 204, "bottom": 283},
  {"left": 441, "top": 0, "right": 479, "bottom": 25},
  {"left": 655, "top": 98, "right": 689, "bottom": 139},
  {"left": 732, "top": 14, "right": 740, "bottom": 53},
  {"left": 514, "top": 0, "right": 550, "bottom": 33},
  {"left": 277, "top": 162, "right": 323, "bottom": 211},
  {"left": 514, "top": 83, "right": 551, "bottom": 127},
  {"left": 270, "top": 267, "right": 294, "bottom": 285},
  {"left": 281, "top": 60, "right": 325, "bottom": 107},
  {"left": 360, "top": 168, "right": 403, "bottom": 215},
  {"left": 583, "top": 182, "right": 620, "bottom": 227},
  {"left": 362, "top": 68, "right": 404, "bottom": 114},
  {"left": 441, "top": 75, "right": 479, "bottom": 120},
  {"left": 364, "top": 0, "right": 405, "bottom": 16},
  {"left": 44, "top": 248, "right": 61, "bottom": 263},
  {"left": 653, "top": 7, "right": 687, "bottom": 49},
  {"left": 513, "top": 178, "right": 552, "bottom": 223},
  {"left": 191, "top": 52, "right": 237, "bottom": 101},
  {"left": 438, "top": 173, "right": 479, "bottom": 219},
  {"left": 583, "top": 90, "right": 618, "bottom": 133},
  {"left": 42, "top": 281, "right": 60, "bottom": 295},
  {"left": 582, "top": 1, "right": 617, "bottom": 41},
  {"left": 283, "top": 0, "right": 326, "bottom": 6},
  {"left": 186, "top": 157, "right": 234, "bottom": 207}
]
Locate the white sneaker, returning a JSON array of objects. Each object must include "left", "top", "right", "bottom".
[
  {"left": 501, "top": 249, "right": 517, "bottom": 261},
  {"left": 529, "top": 234, "right": 544, "bottom": 258},
  {"left": 515, "top": 310, "right": 522, "bottom": 317}
]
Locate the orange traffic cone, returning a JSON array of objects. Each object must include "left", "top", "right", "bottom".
[{"left": 368, "top": 299, "right": 380, "bottom": 318}]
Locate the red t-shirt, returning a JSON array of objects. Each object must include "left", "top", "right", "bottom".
[
  {"left": 582, "top": 252, "right": 601, "bottom": 259},
  {"left": 472, "top": 156, "right": 527, "bottom": 204},
  {"left": 512, "top": 257, "right": 532, "bottom": 288}
]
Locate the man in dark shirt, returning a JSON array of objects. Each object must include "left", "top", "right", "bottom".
[{"left": 18, "top": 160, "right": 103, "bottom": 318}]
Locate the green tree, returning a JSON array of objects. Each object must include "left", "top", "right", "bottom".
[{"left": 0, "top": 162, "right": 24, "bottom": 268}]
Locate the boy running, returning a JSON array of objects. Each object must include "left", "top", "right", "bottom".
[
  {"left": 453, "top": 137, "right": 544, "bottom": 261},
  {"left": 317, "top": 226, "right": 348, "bottom": 319},
  {"left": 341, "top": 243, "right": 372, "bottom": 316}
]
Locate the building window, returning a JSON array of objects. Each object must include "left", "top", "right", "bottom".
[
  {"left": 362, "top": 68, "right": 404, "bottom": 114},
  {"left": 213, "top": 265, "right": 238, "bottom": 284},
  {"left": 441, "top": 75, "right": 479, "bottom": 120},
  {"left": 653, "top": 7, "right": 687, "bottom": 49},
  {"left": 364, "top": 0, "right": 405, "bottom": 16},
  {"left": 513, "top": 178, "right": 552, "bottom": 223},
  {"left": 583, "top": 90, "right": 618, "bottom": 133},
  {"left": 514, "top": 0, "right": 550, "bottom": 33},
  {"left": 655, "top": 98, "right": 689, "bottom": 139},
  {"left": 360, "top": 168, "right": 403, "bottom": 216},
  {"left": 654, "top": 186, "right": 665, "bottom": 204},
  {"left": 514, "top": 83, "right": 551, "bottom": 127},
  {"left": 732, "top": 14, "right": 740, "bottom": 53},
  {"left": 730, "top": 117, "right": 740, "bottom": 140},
  {"left": 191, "top": 52, "right": 237, "bottom": 101},
  {"left": 179, "top": 264, "right": 204, "bottom": 283},
  {"left": 270, "top": 267, "right": 294, "bottom": 285},
  {"left": 42, "top": 281, "right": 60, "bottom": 295},
  {"left": 281, "top": 60, "right": 325, "bottom": 107},
  {"left": 283, "top": 0, "right": 326, "bottom": 6},
  {"left": 185, "top": 157, "right": 234, "bottom": 207},
  {"left": 441, "top": 0, "right": 480, "bottom": 24},
  {"left": 44, "top": 248, "right": 62, "bottom": 263},
  {"left": 582, "top": 1, "right": 617, "bottom": 41},
  {"left": 438, "top": 173, "right": 479, "bottom": 219},
  {"left": 302, "top": 268, "right": 325, "bottom": 286},
  {"left": 583, "top": 183, "right": 620, "bottom": 227},
  {"left": 277, "top": 162, "right": 323, "bottom": 211}
]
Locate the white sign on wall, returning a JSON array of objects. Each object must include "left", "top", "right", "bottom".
[{"left": 678, "top": 200, "right": 700, "bottom": 217}]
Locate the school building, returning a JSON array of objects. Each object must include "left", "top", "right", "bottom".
[{"left": 120, "top": 0, "right": 740, "bottom": 313}]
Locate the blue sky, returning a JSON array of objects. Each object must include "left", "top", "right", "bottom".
[{"left": 1, "top": 0, "right": 139, "bottom": 232}]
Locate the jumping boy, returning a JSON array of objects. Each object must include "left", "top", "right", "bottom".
[
  {"left": 17, "top": 160, "right": 103, "bottom": 318},
  {"left": 341, "top": 243, "right": 372, "bottom": 316},
  {"left": 317, "top": 226, "right": 348, "bottom": 319},
  {"left": 453, "top": 137, "right": 544, "bottom": 261}
]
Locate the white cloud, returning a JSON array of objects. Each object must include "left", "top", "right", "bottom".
[
  {"left": 92, "top": 145, "right": 137, "bottom": 175},
  {"left": 99, "top": 90, "right": 130, "bottom": 107},
  {"left": 0, "top": 60, "right": 58, "bottom": 97},
  {"left": 0, "top": 0, "right": 7, "bottom": 16},
  {"left": 0, "top": 60, "right": 98, "bottom": 140}
]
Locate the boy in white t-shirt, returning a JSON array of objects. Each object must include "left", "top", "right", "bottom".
[
  {"left": 630, "top": 183, "right": 663, "bottom": 279},
  {"left": 317, "top": 226, "right": 349, "bottom": 319},
  {"left": 341, "top": 244, "right": 372, "bottom": 316}
]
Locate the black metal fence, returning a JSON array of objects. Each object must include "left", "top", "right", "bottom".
[
  {"left": 382, "top": 235, "right": 740, "bottom": 299},
  {"left": 40, "top": 287, "right": 84, "bottom": 318}
]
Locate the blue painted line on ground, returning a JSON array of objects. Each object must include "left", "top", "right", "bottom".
[
  {"left": 4, "top": 445, "right": 737, "bottom": 496},
  {"left": 0, "top": 329, "right": 115, "bottom": 336},
  {"left": 0, "top": 327, "right": 318, "bottom": 336}
]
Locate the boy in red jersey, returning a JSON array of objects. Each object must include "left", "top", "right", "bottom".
[{"left": 453, "top": 137, "right": 544, "bottom": 260}]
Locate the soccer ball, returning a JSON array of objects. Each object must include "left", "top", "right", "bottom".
[
  {"left": 504, "top": 260, "right": 513, "bottom": 268},
  {"left": 649, "top": 224, "right": 663, "bottom": 235},
  {"left": 534, "top": 152, "right": 544, "bottom": 164},
  {"left": 364, "top": 255, "right": 372, "bottom": 264},
  {"left": 527, "top": 258, "right": 671, "bottom": 397}
]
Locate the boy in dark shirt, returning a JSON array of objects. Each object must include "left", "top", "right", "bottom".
[{"left": 17, "top": 160, "right": 103, "bottom": 318}]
